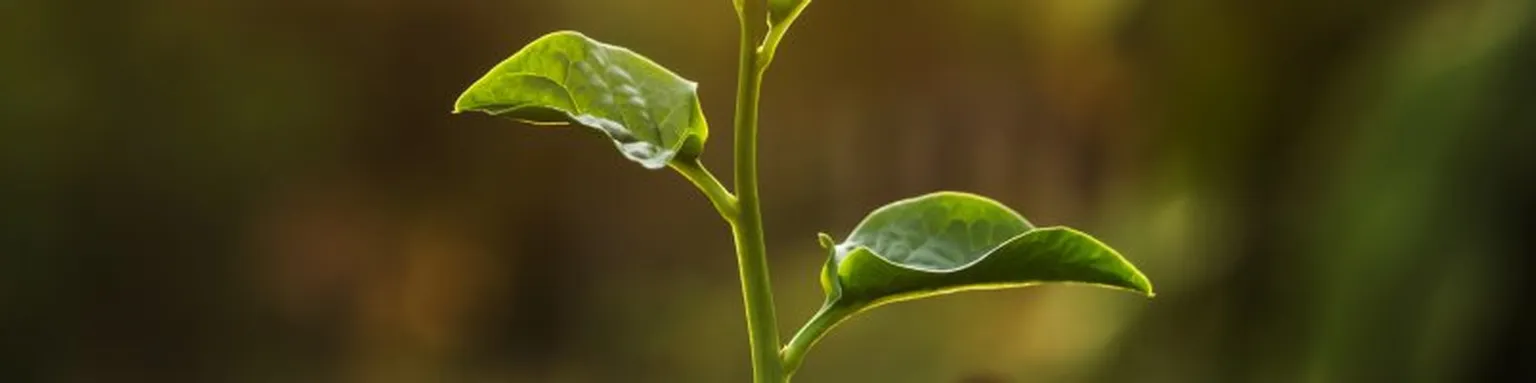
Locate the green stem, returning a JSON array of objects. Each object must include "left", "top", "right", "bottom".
[
  {"left": 731, "top": 1, "right": 783, "bottom": 382},
  {"left": 670, "top": 158, "right": 739, "bottom": 220},
  {"left": 780, "top": 303, "right": 852, "bottom": 377},
  {"left": 757, "top": 1, "right": 808, "bottom": 69}
]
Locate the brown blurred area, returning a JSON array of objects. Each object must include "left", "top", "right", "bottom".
[{"left": 3, "top": 0, "right": 1534, "bottom": 382}]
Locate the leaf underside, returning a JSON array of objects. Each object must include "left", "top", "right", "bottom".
[{"left": 454, "top": 31, "right": 708, "bottom": 169}]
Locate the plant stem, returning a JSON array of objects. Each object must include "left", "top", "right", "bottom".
[
  {"left": 670, "top": 158, "right": 739, "bottom": 220},
  {"left": 780, "top": 303, "right": 851, "bottom": 376},
  {"left": 730, "top": 1, "right": 783, "bottom": 381},
  {"left": 757, "top": 2, "right": 807, "bottom": 69}
]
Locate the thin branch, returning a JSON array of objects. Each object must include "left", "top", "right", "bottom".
[{"left": 670, "top": 158, "right": 739, "bottom": 220}]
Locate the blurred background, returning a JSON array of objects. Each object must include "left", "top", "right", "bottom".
[{"left": 3, "top": 0, "right": 1535, "bottom": 382}]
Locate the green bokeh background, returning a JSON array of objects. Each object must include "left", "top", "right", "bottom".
[{"left": 3, "top": 0, "right": 1534, "bottom": 382}]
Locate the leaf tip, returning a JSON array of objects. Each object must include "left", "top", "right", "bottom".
[
  {"left": 816, "top": 232, "right": 836, "bottom": 250},
  {"left": 451, "top": 89, "right": 479, "bottom": 115},
  {"left": 1036, "top": 226, "right": 1155, "bottom": 298},
  {"left": 1129, "top": 278, "right": 1155, "bottom": 298},
  {"left": 1113, "top": 249, "right": 1155, "bottom": 298},
  {"left": 1132, "top": 271, "right": 1156, "bottom": 298},
  {"left": 1110, "top": 264, "right": 1155, "bottom": 298}
]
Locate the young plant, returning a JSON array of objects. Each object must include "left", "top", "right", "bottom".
[{"left": 452, "top": 1, "right": 1153, "bottom": 381}]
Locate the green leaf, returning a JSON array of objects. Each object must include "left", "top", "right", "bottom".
[
  {"left": 822, "top": 191, "right": 1152, "bottom": 317},
  {"left": 782, "top": 192, "right": 1152, "bottom": 374},
  {"left": 454, "top": 31, "right": 708, "bottom": 169}
]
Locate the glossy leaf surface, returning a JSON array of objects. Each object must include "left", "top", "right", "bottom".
[
  {"left": 822, "top": 191, "right": 1152, "bottom": 312},
  {"left": 782, "top": 192, "right": 1153, "bottom": 374},
  {"left": 454, "top": 31, "right": 708, "bottom": 169}
]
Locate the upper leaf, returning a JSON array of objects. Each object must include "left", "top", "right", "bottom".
[
  {"left": 822, "top": 192, "right": 1153, "bottom": 310},
  {"left": 454, "top": 31, "right": 708, "bottom": 169}
]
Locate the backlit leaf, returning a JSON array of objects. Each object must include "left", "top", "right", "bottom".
[
  {"left": 454, "top": 31, "right": 708, "bottom": 169},
  {"left": 816, "top": 191, "right": 1152, "bottom": 332}
]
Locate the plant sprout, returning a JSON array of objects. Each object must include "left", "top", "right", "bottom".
[{"left": 452, "top": 1, "right": 1153, "bottom": 381}]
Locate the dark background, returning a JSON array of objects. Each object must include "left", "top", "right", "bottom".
[{"left": 3, "top": 0, "right": 1535, "bottom": 382}]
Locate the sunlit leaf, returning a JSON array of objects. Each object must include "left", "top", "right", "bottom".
[
  {"left": 821, "top": 191, "right": 1152, "bottom": 316},
  {"left": 454, "top": 31, "right": 708, "bottom": 169},
  {"left": 782, "top": 192, "right": 1152, "bottom": 374}
]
